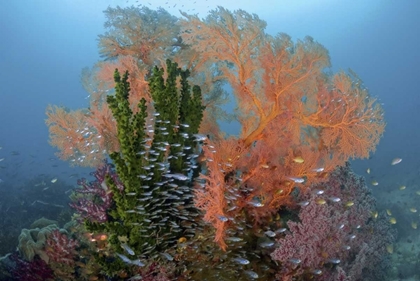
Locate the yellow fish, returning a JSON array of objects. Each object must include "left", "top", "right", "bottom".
[
  {"left": 315, "top": 198, "right": 327, "bottom": 205},
  {"left": 371, "top": 180, "right": 379, "bottom": 186},
  {"left": 411, "top": 222, "right": 417, "bottom": 229},
  {"left": 366, "top": 168, "right": 370, "bottom": 174},
  {"left": 409, "top": 208, "right": 417, "bottom": 213},
  {"left": 371, "top": 211, "right": 378, "bottom": 219},
  {"left": 386, "top": 244, "right": 393, "bottom": 254},
  {"left": 399, "top": 185, "right": 406, "bottom": 190},
  {"left": 389, "top": 217, "right": 397, "bottom": 224},
  {"left": 51, "top": 178, "right": 58, "bottom": 183},
  {"left": 292, "top": 156, "right": 305, "bottom": 164},
  {"left": 345, "top": 201, "right": 354, "bottom": 207},
  {"left": 386, "top": 209, "right": 392, "bottom": 216}
]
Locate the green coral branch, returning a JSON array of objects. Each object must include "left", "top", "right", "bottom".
[{"left": 85, "top": 59, "right": 205, "bottom": 276}]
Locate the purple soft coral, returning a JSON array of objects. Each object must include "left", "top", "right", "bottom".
[{"left": 69, "top": 161, "right": 122, "bottom": 223}]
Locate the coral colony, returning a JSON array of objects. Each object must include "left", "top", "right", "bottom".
[{"left": 19, "top": 5, "right": 393, "bottom": 281}]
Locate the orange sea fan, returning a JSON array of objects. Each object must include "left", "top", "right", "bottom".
[
  {"left": 96, "top": 56, "right": 151, "bottom": 107},
  {"left": 300, "top": 72, "right": 385, "bottom": 160},
  {"left": 98, "top": 6, "right": 181, "bottom": 65},
  {"left": 195, "top": 144, "right": 230, "bottom": 250},
  {"left": 45, "top": 105, "right": 104, "bottom": 167},
  {"left": 86, "top": 101, "right": 119, "bottom": 155},
  {"left": 180, "top": 10, "right": 330, "bottom": 148},
  {"left": 178, "top": 7, "right": 385, "bottom": 251}
]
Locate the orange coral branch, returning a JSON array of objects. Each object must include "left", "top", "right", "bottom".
[
  {"left": 300, "top": 72, "right": 385, "bottom": 159},
  {"left": 194, "top": 143, "right": 229, "bottom": 250},
  {"left": 45, "top": 105, "right": 103, "bottom": 166}
]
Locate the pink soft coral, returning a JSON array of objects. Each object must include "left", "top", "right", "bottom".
[
  {"left": 45, "top": 229, "right": 79, "bottom": 265},
  {"left": 271, "top": 163, "right": 395, "bottom": 280}
]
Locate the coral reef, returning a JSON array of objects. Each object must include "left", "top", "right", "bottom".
[
  {"left": 40, "top": 5, "right": 392, "bottom": 281},
  {"left": 46, "top": 6, "right": 385, "bottom": 249}
]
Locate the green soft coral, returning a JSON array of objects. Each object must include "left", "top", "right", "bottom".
[{"left": 85, "top": 59, "right": 205, "bottom": 276}]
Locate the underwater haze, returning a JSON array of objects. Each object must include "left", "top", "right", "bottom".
[{"left": 0, "top": 0, "right": 419, "bottom": 280}]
